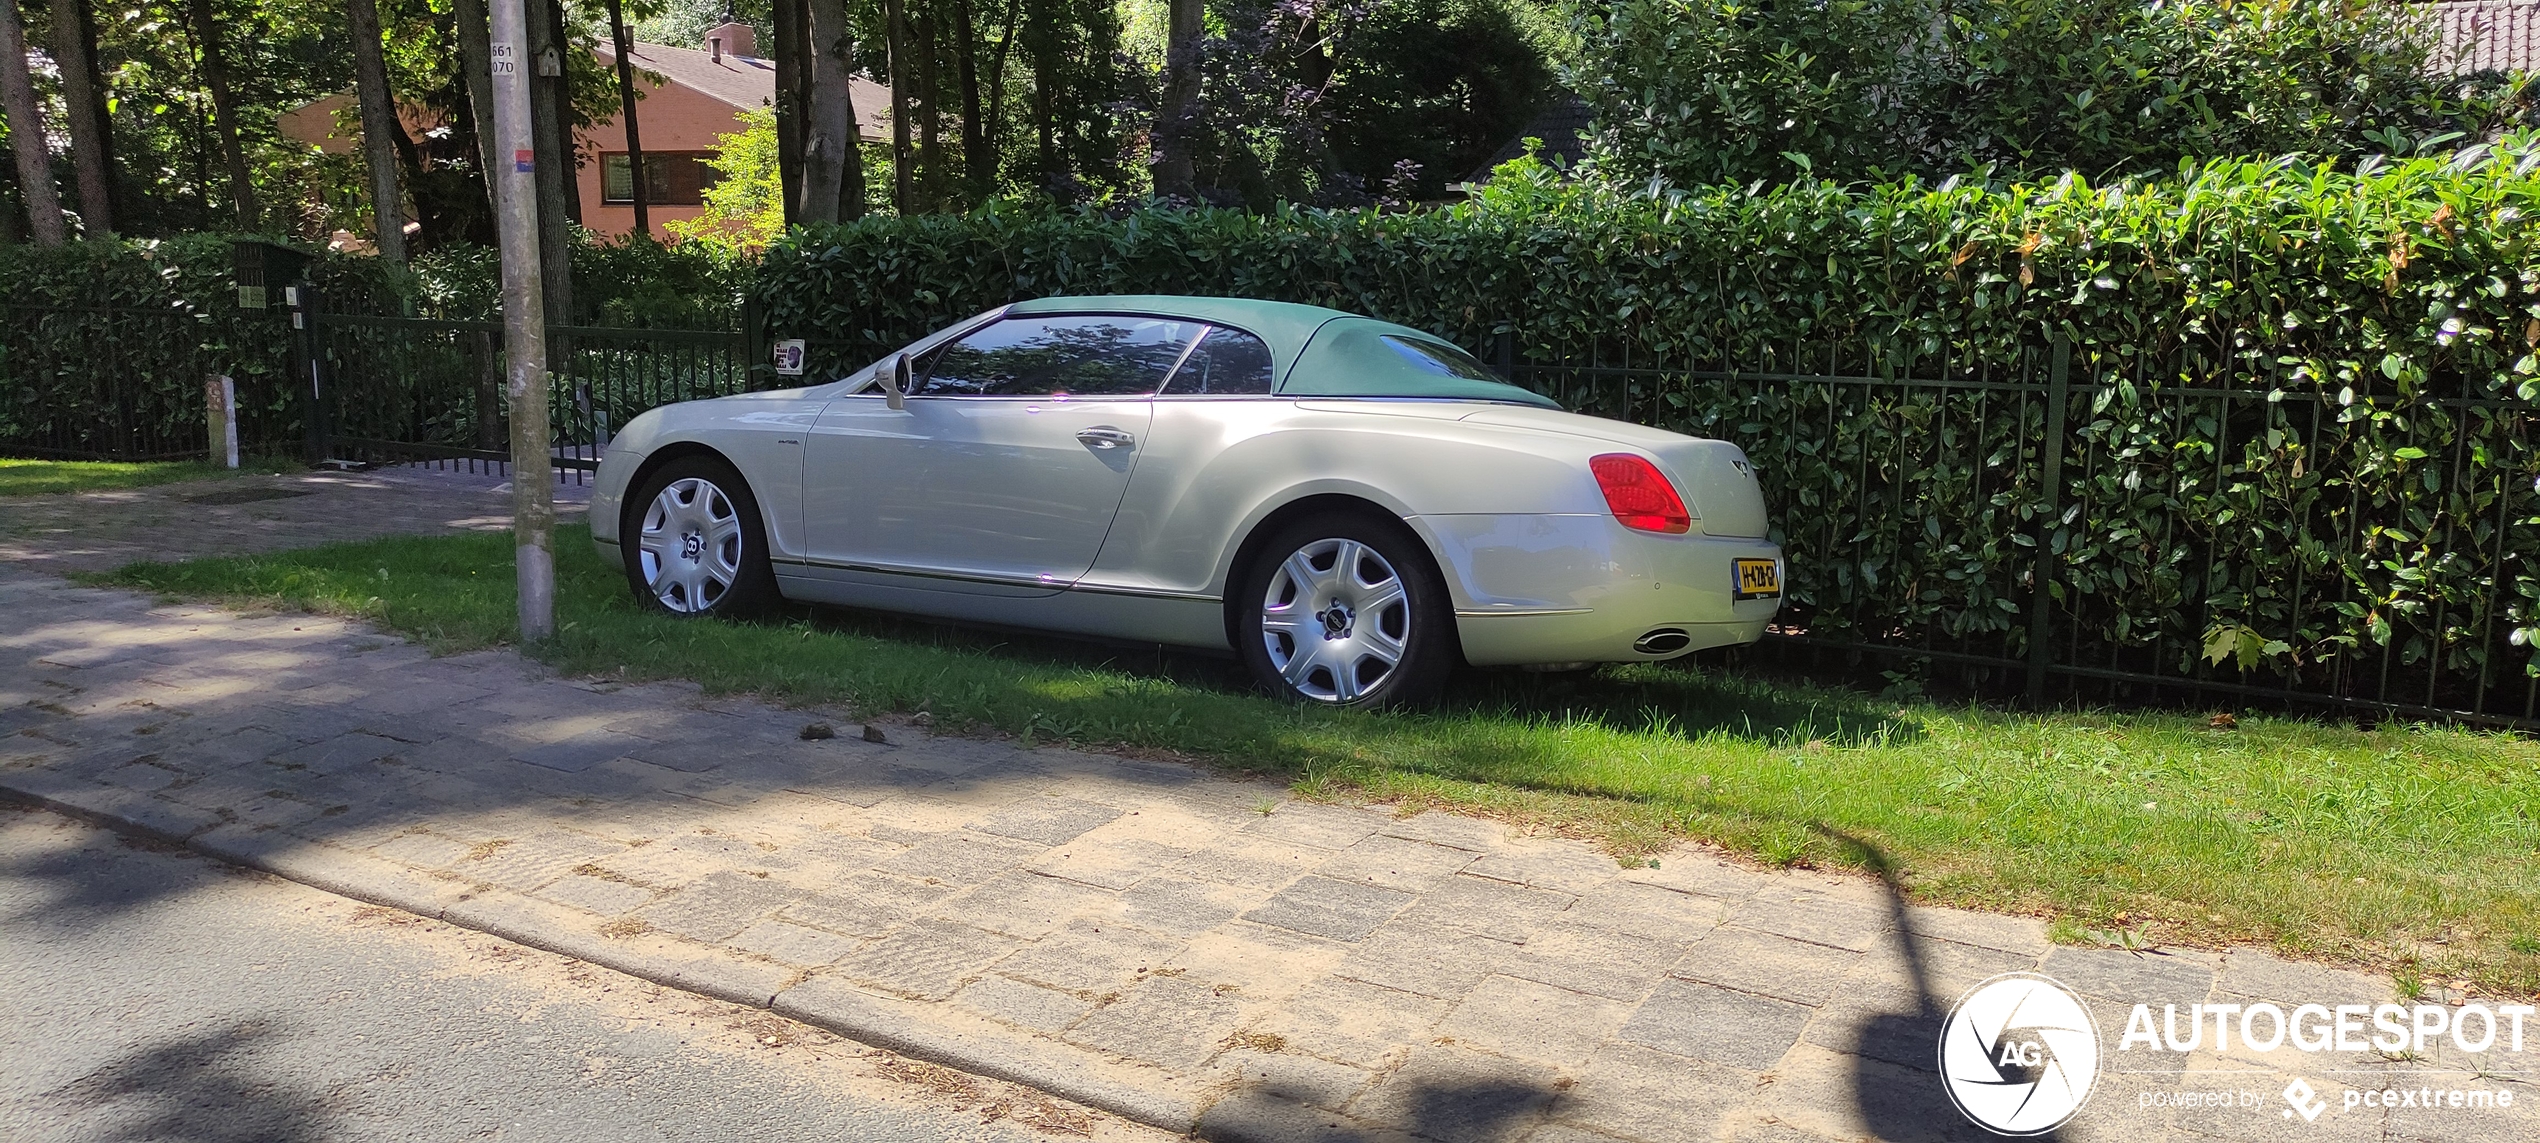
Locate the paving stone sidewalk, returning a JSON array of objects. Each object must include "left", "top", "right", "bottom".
[
  {"left": 1, "top": 472, "right": 2528, "bottom": 1143},
  {"left": 0, "top": 465, "right": 588, "bottom": 576}
]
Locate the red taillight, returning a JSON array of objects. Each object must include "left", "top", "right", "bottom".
[{"left": 1590, "top": 453, "right": 1692, "bottom": 534}]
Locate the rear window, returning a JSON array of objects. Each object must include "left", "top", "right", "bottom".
[{"left": 1281, "top": 320, "right": 1558, "bottom": 407}]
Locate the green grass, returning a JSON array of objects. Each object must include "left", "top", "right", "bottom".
[
  {"left": 0, "top": 458, "right": 283, "bottom": 497},
  {"left": 86, "top": 524, "right": 2540, "bottom": 997}
]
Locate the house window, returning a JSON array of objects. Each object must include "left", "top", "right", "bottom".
[{"left": 600, "top": 152, "right": 720, "bottom": 206}]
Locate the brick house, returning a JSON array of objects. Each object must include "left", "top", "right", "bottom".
[{"left": 280, "top": 22, "right": 891, "bottom": 241}]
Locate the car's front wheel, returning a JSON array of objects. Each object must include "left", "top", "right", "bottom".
[
  {"left": 622, "top": 455, "right": 778, "bottom": 618},
  {"left": 1236, "top": 513, "right": 1456, "bottom": 707}
]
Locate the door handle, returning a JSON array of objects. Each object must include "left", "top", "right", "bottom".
[{"left": 1076, "top": 427, "right": 1137, "bottom": 450}]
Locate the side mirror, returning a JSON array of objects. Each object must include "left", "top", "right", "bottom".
[{"left": 884, "top": 353, "right": 911, "bottom": 410}]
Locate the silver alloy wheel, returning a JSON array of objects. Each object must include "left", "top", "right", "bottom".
[
  {"left": 637, "top": 476, "right": 744, "bottom": 613},
  {"left": 1260, "top": 537, "right": 1410, "bottom": 702}
]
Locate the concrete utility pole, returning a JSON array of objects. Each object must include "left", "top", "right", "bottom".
[{"left": 489, "top": 0, "right": 556, "bottom": 641}]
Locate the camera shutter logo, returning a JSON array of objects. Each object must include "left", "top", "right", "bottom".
[{"left": 1938, "top": 972, "right": 2103, "bottom": 1135}]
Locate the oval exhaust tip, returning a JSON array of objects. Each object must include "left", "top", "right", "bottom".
[{"left": 1633, "top": 628, "right": 1691, "bottom": 655}]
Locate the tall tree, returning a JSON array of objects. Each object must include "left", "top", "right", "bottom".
[
  {"left": 185, "top": 0, "right": 259, "bottom": 229},
  {"left": 1154, "top": 0, "right": 1201, "bottom": 200},
  {"left": 525, "top": 0, "right": 574, "bottom": 319},
  {"left": 952, "top": 0, "right": 988, "bottom": 199},
  {"left": 772, "top": 0, "right": 807, "bottom": 225},
  {"left": 453, "top": 0, "right": 501, "bottom": 208},
  {"left": 541, "top": 0, "right": 581, "bottom": 225},
  {"left": 913, "top": 0, "right": 939, "bottom": 207},
  {"left": 0, "top": 0, "right": 63, "bottom": 244},
  {"left": 981, "top": 0, "right": 1019, "bottom": 189},
  {"left": 883, "top": 0, "right": 913, "bottom": 212},
  {"left": 799, "top": 0, "right": 863, "bottom": 222},
  {"left": 48, "top": 0, "right": 113, "bottom": 233},
  {"left": 603, "top": 0, "right": 650, "bottom": 237},
  {"left": 346, "top": 0, "right": 406, "bottom": 261},
  {"left": 1023, "top": 0, "right": 1058, "bottom": 197}
]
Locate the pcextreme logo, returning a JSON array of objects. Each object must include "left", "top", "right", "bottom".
[{"left": 1937, "top": 973, "right": 2104, "bottom": 1135}]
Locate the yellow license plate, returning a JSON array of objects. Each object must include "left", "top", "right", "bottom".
[{"left": 1733, "top": 558, "right": 1781, "bottom": 600}]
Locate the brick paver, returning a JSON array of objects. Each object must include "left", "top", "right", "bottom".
[
  {"left": 2, "top": 470, "right": 2530, "bottom": 1142},
  {"left": 0, "top": 465, "right": 589, "bottom": 575}
]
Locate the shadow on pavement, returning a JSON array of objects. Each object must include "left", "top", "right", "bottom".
[
  {"left": 1198, "top": 1077, "right": 1556, "bottom": 1143},
  {"left": 30, "top": 1020, "right": 336, "bottom": 1143},
  {"left": 0, "top": 822, "right": 197, "bottom": 932},
  {"left": 1817, "top": 825, "right": 2051, "bottom": 1143}
]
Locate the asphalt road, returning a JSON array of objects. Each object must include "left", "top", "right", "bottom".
[{"left": 0, "top": 806, "right": 1167, "bottom": 1143}]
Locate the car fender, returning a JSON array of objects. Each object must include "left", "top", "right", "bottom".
[{"left": 592, "top": 391, "right": 826, "bottom": 557}]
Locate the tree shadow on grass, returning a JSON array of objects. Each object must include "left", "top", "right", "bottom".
[{"left": 775, "top": 598, "right": 1923, "bottom": 750}]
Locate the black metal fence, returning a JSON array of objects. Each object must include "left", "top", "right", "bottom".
[
  {"left": 1507, "top": 336, "right": 2540, "bottom": 729},
  {"left": 0, "top": 305, "right": 253, "bottom": 460},
  {"left": 309, "top": 312, "right": 759, "bottom": 481}
]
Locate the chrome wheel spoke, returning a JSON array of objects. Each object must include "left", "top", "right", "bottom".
[
  {"left": 1330, "top": 652, "right": 1365, "bottom": 702},
  {"left": 1280, "top": 642, "right": 1327, "bottom": 688},
  {"left": 1281, "top": 550, "right": 1331, "bottom": 597}
]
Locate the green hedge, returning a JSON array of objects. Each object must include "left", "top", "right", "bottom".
[
  {"left": 754, "top": 152, "right": 2540, "bottom": 713},
  {"left": 0, "top": 234, "right": 747, "bottom": 460},
  {"left": 0, "top": 235, "right": 417, "bottom": 457}
]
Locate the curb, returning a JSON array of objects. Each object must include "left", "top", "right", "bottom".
[{"left": 1, "top": 775, "right": 1217, "bottom": 1137}]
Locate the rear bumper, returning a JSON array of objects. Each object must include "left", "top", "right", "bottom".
[{"left": 1418, "top": 513, "right": 1782, "bottom": 667}]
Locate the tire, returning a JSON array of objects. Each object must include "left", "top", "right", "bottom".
[
  {"left": 621, "top": 455, "right": 779, "bottom": 619},
  {"left": 1234, "top": 512, "right": 1457, "bottom": 708}
]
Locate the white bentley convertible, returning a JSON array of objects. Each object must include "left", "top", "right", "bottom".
[{"left": 591, "top": 296, "right": 1783, "bottom": 706}]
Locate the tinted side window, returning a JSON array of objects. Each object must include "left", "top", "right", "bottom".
[
  {"left": 1162, "top": 326, "right": 1275, "bottom": 395},
  {"left": 922, "top": 316, "right": 1202, "bottom": 397},
  {"left": 1380, "top": 335, "right": 1504, "bottom": 383}
]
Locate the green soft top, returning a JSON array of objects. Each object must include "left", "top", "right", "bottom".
[{"left": 1004, "top": 294, "right": 1558, "bottom": 408}]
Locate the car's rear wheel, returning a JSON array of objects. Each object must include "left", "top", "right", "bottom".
[
  {"left": 1236, "top": 513, "right": 1456, "bottom": 707},
  {"left": 623, "top": 455, "right": 778, "bottom": 618}
]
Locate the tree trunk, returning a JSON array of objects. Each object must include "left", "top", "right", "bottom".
[
  {"left": 603, "top": 0, "right": 649, "bottom": 238},
  {"left": 452, "top": 0, "right": 500, "bottom": 219},
  {"left": 524, "top": 0, "right": 574, "bottom": 320},
  {"left": 915, "top": 0, "right": 940, "bottom": 209},
  {"left": 0, "top": 0, "right": 63, "bottom": 244},
  {"left": 347, "top": 0, "right": 405, "bottom": 262},
  {"left": 1154, "top": 0, "right": 1201, "bottom": 201},
  {"left": 542, "top": 0, "right": 580, "bottom": 226},
  {"left": 952, "top": 0, "right": 985, "bottom": 202},
  {"left": 772, "top": 0, "right": 806, "bottom": 226},
  {"left": 49, "top": 0, "right": 113, "bottom": 235},
  {"left": 983, "top": 0, "right": 1018, "bottom": 176},
  {"left": 1026, "top": 0, "right": 1056, "bottom": 198},
  {"left": 185, "top": 0, "right": 259, "bottom": 229},
  {"left": 800, "top": 0, "right": 859, "bottom": 224},
  {"left": 883, "top": 0, "right": 914, "bottom": 214}
]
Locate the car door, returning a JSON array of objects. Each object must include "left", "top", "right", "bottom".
[
  {"left": 1086, "top": 324, "right": 1286, "bottom": 596},
  {"left": 801, "top": 313, "right": 1200, "bottom": 592}
]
